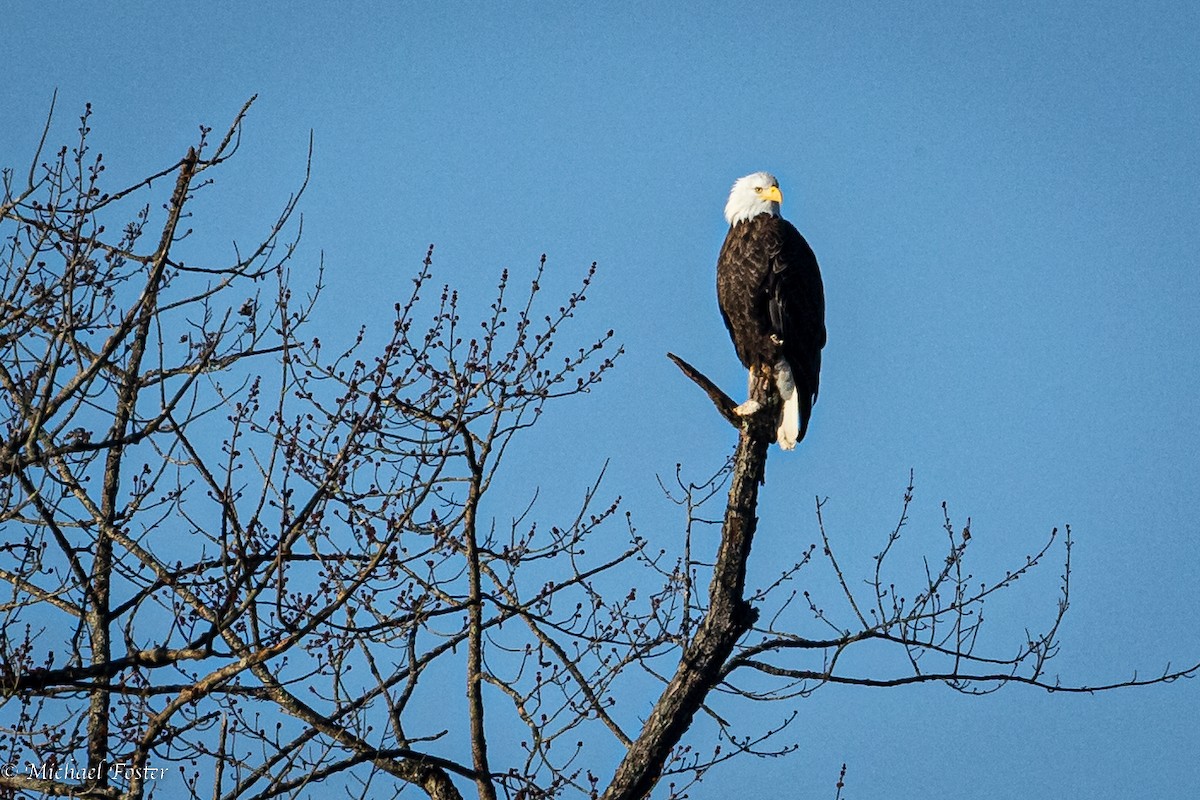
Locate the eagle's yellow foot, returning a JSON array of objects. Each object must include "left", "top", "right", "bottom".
[{"left": 734, "top": 399, "right": 763, "bottom": 416}]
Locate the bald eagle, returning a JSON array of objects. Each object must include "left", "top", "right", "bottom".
[{"left": 717, "top": 172, "right": 826, "bottom": 450}]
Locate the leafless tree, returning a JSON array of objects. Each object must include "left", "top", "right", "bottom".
[{"left": 1, "top": 99, "right": 1195, "bottom": 800}]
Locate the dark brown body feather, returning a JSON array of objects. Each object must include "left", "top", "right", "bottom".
[{"left": 716, "top": 213, "right": 826, "bottom": 440}]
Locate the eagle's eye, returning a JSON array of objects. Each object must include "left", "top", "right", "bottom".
[{"left": 754, "top": 186, "right": 763, "bottom": 194}]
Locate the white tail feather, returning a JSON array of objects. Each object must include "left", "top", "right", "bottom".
[{"left": 774, "top": 360, "right": 799, "bottom": 450}]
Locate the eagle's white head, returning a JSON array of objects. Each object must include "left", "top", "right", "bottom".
[{"left": 724, "top": 171, "right": 783, "bottom": 226}]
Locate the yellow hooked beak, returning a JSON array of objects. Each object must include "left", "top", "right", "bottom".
[{"left": 762, "top": 185, "right": 783, "bottom": 204}]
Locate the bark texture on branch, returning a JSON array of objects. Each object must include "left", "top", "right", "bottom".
[
  {"left": 666, "top": 353, "right": 739, "bottom": 426},
  {"left": 601, "top": 360, "right": 774, "bottom": 800}
]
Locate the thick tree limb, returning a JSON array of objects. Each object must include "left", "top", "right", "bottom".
[{"left": 601, "top": 362, "right": 775, "bottom": 800}]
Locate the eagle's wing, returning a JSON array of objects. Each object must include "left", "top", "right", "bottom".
[
  {"left": 715, "top": 223, "right": 763, "bottom": 370},
  {"left": 766, "top": 220, "right": 826, "bottom": 425}
]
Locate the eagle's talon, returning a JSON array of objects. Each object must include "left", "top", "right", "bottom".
[{"left": 734, "top": 400, "right": 762, "bottom": 416}]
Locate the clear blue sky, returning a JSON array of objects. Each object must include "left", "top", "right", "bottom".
[{"left": 3, "top": 2, "right": 1198, "bottom": 797}]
